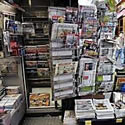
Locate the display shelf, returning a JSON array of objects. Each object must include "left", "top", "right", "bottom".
[
  {"left": 29, "top": 105, "right": 55, "bottom": 109},
  {"left": 29, "top": 82, "right": 51, "bottom": 87},
  {"left": 22, "top": 14, "right": 53, "bottom": 111},
  {"left": 96, "top": 73, "right": 114, "bottom": 75},
  {"left": 26, "top": 107, "right": 62, "bottom": 116},
  {"left": 25, "top": 37, "right": 49, "bottom": 40},
  {"left": 27, "top": 78, "right": 51, "bottom": 81}
]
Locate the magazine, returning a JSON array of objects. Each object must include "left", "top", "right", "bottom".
[
  {"left": 115, "top": 77, "right": 125, "bottom": 91},
  {"left": 48, "top": 7, "right": 65, "bottom": 22},
  {"left": 96, "top": 81, "right": 114, "bottom": 92},
  {"left": 82, "top": 39, "right": 99, "bottom": 57},
  {"left": 51, "top": 23, "right": 78, "bottom": 48},
  {"left": 65, "top": 7, "right": 78, "bottom": 23},
  {"left": 55, "top": 62, "right": 78, "bottom": 76},
  {"left": 30, "top": 93, "right": 50, "bottom": 107},
  {"left": 79, "top": 57, "right": 97, "bottom": 76}
]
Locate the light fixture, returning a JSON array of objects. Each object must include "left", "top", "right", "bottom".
[{"left": 29, "top": 0, "right": 31, "bottom": 7}]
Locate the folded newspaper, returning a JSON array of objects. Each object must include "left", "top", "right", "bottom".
[
  {"left": 75, "top": 99, "right": 95, "bottom": 119},
  {"left": 93, "top": 99, "right": 114, "bottom": 119},
  {"left": 63, "top": 110, "right": 77, "bottom": 125}
]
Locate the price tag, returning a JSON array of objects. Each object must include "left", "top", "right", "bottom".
[
  {"left": 85, "top": 120, "right": 92, "bottom": 125},
  {"left": 116, "top": 118, "right": 123, "bottom": 123}
]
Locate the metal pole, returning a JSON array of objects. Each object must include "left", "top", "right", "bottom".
[{"left": 69, "top": 0, "right": 71, "bottom": 7}]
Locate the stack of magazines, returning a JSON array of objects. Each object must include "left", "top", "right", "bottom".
[
  {"left": 93, "top": 99, "right": 114, "bottom": 119},
  {"left": 75, "top": 99, "right": 95, "bottom": 119},
  {"left": 63, "top": 110, "right": 77, "bottom": 125}
]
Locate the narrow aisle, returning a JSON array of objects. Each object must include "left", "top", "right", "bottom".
[{"left": 21, "top": 117, "right": 63, "bottom": 125}]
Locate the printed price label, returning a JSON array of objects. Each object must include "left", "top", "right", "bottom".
[
  {"left": 85, "top": 120, "right": 92, "bottom": 125},
  {"left": 116, "top": 118, "right": 122, "bottom": 123}
]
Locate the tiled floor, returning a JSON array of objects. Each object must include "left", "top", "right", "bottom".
[{"left": 21, "top": 117, "right": 63, "bottom": 125}]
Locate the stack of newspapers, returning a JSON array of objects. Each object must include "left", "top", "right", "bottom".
[
  {"left": 93, "top": 99, "right": 114, "bottom": 119},
  {"left": 75, "top": 99, "right": 95, "bottom": 119},
  {"left": 63, "top": 110, "right": 77, "bottom": 125}
]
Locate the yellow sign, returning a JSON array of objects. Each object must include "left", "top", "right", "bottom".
[
  {"left": 85, "top": 120, "right": 92, "bottom": 125},
  {"left": 116, "top": 118, "right": 123, "bottom": 123}
]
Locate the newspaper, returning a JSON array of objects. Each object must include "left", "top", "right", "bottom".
[{"left": 75, "top": 99, "right": 95, "bottom": 119}]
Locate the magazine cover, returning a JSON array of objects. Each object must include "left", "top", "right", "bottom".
[
  {"left": 65, "top": 7, "right": 78, "bottom": 23},
  {"left": 82, "top": 39, "right": 99, "bottom": 58},
  {"left": 48, "top": 7, "right": 65, "bottom": 22},
  {"left": 51, "top": 23, "right": 78, "bottom": 48},
  {"left": 37, "top": 68, "right": 50, "bottom": 77},
  {"left": 35, "top": 22, "right": 49, "bottom": 37},
  {"left": 96, "top": 81, "right": 114, "bottom": 92},
  {"left": 99, "top": 40, "right": 116, "bottom": 58},
  {"left": 79, "top": 57, "right": 97, "bottom": 76},
  {"left": 29, "top": 93, "right": 50, "bottom": 107},
  {"left": 97, "top": 62, "right": 113, "bottom": 74},
  {"left": 55, "top": 62, "right": 78, "bottom": 76},
  {"left": 78, "top": 5, "right": 96, "bottom": 28},
  {"left": 25, "top": 46, "right": 37, "bottom": 54},
  {"left": 100, "top": 12, "right": 117, "bottom": 39},
  {"left": 96, "top": 75, "right": 112, "bottom": 82},
  {"left": 115, "top": 77, "right": 125, "bottom": 91},
  {"left": 81, "top": 17, "right": 98, "bottom": 38},
  {"left": 22, "top": 22, "right": 35, "bottom": 35}
]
